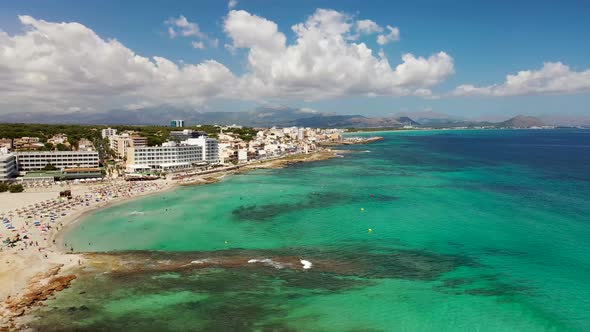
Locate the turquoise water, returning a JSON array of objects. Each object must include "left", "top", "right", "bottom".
[{"left": 32, "top": 129, "right": 590, "bottom": 331}]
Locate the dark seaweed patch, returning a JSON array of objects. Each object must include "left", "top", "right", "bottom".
[
  {"left": 232, "top": 191, "right": 399, "bottom": 221},
  {"left": 28, "top": 246, "right": 480, "bottom": 331},
  {"left": 232, "top": 192, "right": 351, "bottom": 221}
]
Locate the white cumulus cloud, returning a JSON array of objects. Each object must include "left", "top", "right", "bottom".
[
  {"left": 0, "top": 15, "right": 236, "bottom": 112},
  {"left": 355, "top": 19, "right": 383, "bottom": 35},
  {"left": 454, "top": 62, "right": 590, "bottom": 96},
  {"left": 165, "top": 15, "right": 206, "bottom": 38},
  {"left": 377, "top": 25, "right": 400, "bottom": 45},
  {"left": 0, "top": 10, "right": 454, "bottom": 113},
  {"left": 225, "top": 9, "right": 454, "bottom": 100},
  {"left": 228, "top": 0, "right": 238, "bottom": 9}
]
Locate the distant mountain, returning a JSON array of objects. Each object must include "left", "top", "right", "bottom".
[
  {"left": 538, "top": 114, "right": 590, "bottom": 127},
  {"left": 0, "top": 106, "right": 322, "bottom": 127},
  {"left": 0, "top": 107, "right": 556, "bottom": 129},
  {"left": 290, "top": 115, "right": 418, "bottom": 128},
  {"left": 499, "top": 115, "right": 545, "bottom": 128},
  {"left": 394, "top": 110, "right": 464, "bottom": 126}
]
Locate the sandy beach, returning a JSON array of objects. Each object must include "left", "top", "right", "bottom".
[{"left": 0, "top": 148, "right": 344, "bottom": 329}]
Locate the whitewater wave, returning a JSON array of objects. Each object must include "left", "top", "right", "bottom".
[
  {"left": 129, "top": 211, "right": 145, "bottom": 216},
  {"left": 300, "top": 259, "right": 313, "bottom": 270},
  {"left": 247, "top": 258, "right": 286, "bottom": 269}
]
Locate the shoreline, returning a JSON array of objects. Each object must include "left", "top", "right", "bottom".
[{"left": 0, "top": 145, "right": 359, "bottom": 329}]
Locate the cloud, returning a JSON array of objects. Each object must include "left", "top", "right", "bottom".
[
  {"left": 355, "top": 19, "right": 383, "bottom": 35},
  {"left": 228, "top": 0, "right": 238, "bottom": 9},
  {"left": 165, "top": 15, "right": 206, "bottom": 39},
  {"left": 377, "top": 25, "right": 400, "bottom": 45},
  {"left": 165, "top": 15, "right": 218, "bottom": 49},
  {"left": 453, "top": 62, "right": 590, "bottom": 96},
  {"left": 0, "top": 11, "right": 454, "bottom": 113},
  {"left": 0, "top": 15, "right": 236, "bottom": 112},
  {"left": 225, "top": 9, "right": 453, "bottom": 100},
  {"left": 191, "top": 41, "right": 205, "bottom": 49}
]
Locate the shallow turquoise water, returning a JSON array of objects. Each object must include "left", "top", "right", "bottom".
[{"left": 32, "top": 129, "right": 590, "bottom": 331}]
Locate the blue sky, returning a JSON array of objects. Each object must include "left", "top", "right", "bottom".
[{"left": 1, "top": 0, "right": 589, "bottom": 119}]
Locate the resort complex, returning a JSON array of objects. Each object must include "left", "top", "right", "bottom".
[{"left": 0, "top": 123, "right": 355, "bottom": 184}]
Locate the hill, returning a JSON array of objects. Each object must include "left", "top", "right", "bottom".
[{"left": 499, "top": 115, "right": 545, "bottom": 128}]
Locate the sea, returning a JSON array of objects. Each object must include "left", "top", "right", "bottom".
[{"left": 29, "top": 129, "right": 590, "bottom": 331}]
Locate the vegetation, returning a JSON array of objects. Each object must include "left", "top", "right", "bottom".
[
  {"left": 42, "top": 163, "right": 58, "bottom": 171},
  {"left": 55, "top": 143, "right": 70, "bottom": 151},
  {"left": 0, "top": 183, "right": 24, "bottom": 193},
  {"left": 8, "top": 184, "right": 24, "bottom": 193},
  {"left": 226, "top": 127, "right": 258, "bottom": 141},
  {"left": 0, "top": 122, "right": 260, "bottom": 146}
]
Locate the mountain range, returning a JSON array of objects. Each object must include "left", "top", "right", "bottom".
[{"left": 0, "top": 106, "right": 564, "bottom": 128}]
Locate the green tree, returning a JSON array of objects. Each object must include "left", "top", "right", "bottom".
[
  {"left": 42, "top": 163, "right": 58, "bottom": 171},
  {"left": 8, "top": 184, "right": 24, "bottom": 193},
  {"left": 0, "top": 182, "right": 9, "bottom": 192},
  {"left": 56, "top": 143, "right": 69, "bottom": 151}
]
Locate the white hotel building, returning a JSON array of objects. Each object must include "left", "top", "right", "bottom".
[
  {"left": 15, "top": 151, "right": 100, "bottom": 171},
  {"left": 0, "top": 150, "right": 18, "bottom": 181},
  {"left": 126, "top": 143, "right": 205, "bottom": 173},
  {"left": 126, "top": 137, "right": 219, "bottom": 173},
  {"left": 184, "top": 137, "right": 219, "bottom": 164}
]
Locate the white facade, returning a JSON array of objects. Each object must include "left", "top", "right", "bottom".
[
  {"left": 101, "top": 128, "right": 117, "bottom": 139},
  {"left": 184, "top": 137, "right": 219, "bottom": 164},
  {"left": 0, "top": 151, "right": 18, "bottom": 180},
  {"left": 237, "top": 149, "right": 248, "bottom": 163},
  {"left": 16, "top": 151, "right": 99, "bottom": 171},
  {"left": 297, "top": 128, "right": 305, "bottom": 140},
  {"left": 127, "top": 145, "right": 204, "bottom": 172},
  {"left": 113, "top": 134, "right": 148, "bottom": 159}
]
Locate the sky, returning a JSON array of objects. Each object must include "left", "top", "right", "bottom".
[{"left": 0, "top": 0, "right": 589, "bottom": 120}]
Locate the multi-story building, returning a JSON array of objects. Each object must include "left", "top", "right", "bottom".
[
  {"left": 114, "top": 134, "right": 148, "bottom": 159},
  {"left": 0, "top": 138, "right": 12, "bottom": 151},
  {"left": 15, "top": 151, "right": 99, "bottom": 171},
  {"left": 169, "top": 129, "right": 207, "bottom": 142},
  {"left": 126, "top": 143, "right": 204, "bottom": 172},
  {"left": 77, "top": 138, "right": 95, "bottom": 151},
  {"left": 184, "top": 137, "right": 219, "bottom": 164},
  {"left": 0, "top": 149, "right": 18, "bottom": 181},
  {"left": 101, "top": 128, "right": 118, "bottom": 139},
  {"left": 47, "top": 134, "right": 68, "bottom": 145},
  {"left": 13, "top": 137, "right": 44, "bottom": 150},
  {"left": 170, "top": 120, "right": 185, "bottom": 128}
]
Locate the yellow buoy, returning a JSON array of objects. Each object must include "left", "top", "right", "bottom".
[
  {"left": 360, "top": 208, "right": 365, "bottom": 212},
  {"left": 368, "top": 228, "right": 373, "bottom": 233},
  {"left": 224, "top": 240, "right": 229, "bottom": 244}
]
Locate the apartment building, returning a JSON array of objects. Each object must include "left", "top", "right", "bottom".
[
  {"left": 126, "top": 143, "right": 204, "bottom": 172},
  {"left": 13, "top": 137, "right": 44, "bottom": 150},
  {"left": 0, "top": 150, "right": 18, "bottom": 181},
  {"left": 184, "top": 137, "right": 219, "bottom": 164},
  {"left": 101, "top": 128, "right": 118, "bottom": 139},
  {"left": 16, "top": 151, "right": 99, "bottom": 171},
  {"left": 169, "top": 129, "right": 207, "bottom": 142},
  {"left": 170, "top": 120, "right": 185, "bottom": 128},
  {"left": 0, "top": 138, "right": 12, "bottom": 150},
  {"left": 114, "top": 134, "right": 148, "bottom": 159}
]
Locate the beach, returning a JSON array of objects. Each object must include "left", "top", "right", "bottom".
[{"left": 0, "top": 148, "right": 342, "bottom": 329}]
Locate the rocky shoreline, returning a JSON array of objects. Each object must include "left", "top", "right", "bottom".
[{"left": 2, "top": 264, "right": 77, "bottom": 330}]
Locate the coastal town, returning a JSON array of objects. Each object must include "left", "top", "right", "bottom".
[{"left": 0, "top": 120, "right": 381, "bottom": 329}]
